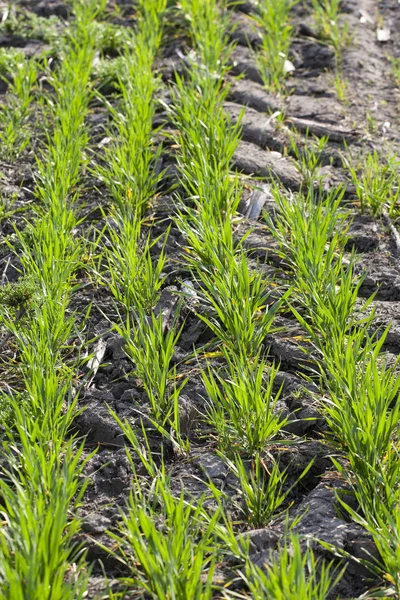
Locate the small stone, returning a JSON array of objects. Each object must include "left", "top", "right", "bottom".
[
  {"left": 178, "top": 395, "right": 198, "bottom": 435},
  {"left": 194, "top": 453, "right": 228, "bottom": 481},
  {"left": 81, "top": 514, "right": 111, "bottom": 535},
  {"left": 106, "top": 334, "right": 127, "bottom": 361},
  {"left": 111, "top": 382, "right": 133, "bottom": 400}
]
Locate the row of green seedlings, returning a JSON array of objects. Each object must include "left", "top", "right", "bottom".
[
  {"left": 168, "top": 1, "right": 346, "bottom": 595},
  {"left": 0, "top": 4, "right": 152, "bottom": 165},
  {"left": 344, "top": 147, "right": 400, "bottom": 218},
  {"left": 249, "top": 0, "right": 350, "bottom": 95},
  {"left": 90, "top": 1, "right": 223, "bottom": 596},
  {"left": 92, "top": 0, "right": 177, "bottom": 441},
  {"left": 92, "top": 0, "right": 400, "bottom": 592},
  {"left": 0, "top": 50, "right": 40, "bottom": 226},
  {"left": 289, "top": 131, "right": 400, "bottom": 219},
  {"left": 88, "top": 0, "right": 347, "bottom": 597},
  {"left": 0, "top": 1, "right": 106, "bottom": 597},
  {"left": 0, "top": 50, "right": 37, "bottom": 161},
  {"left": 265, "top": 178, "right": 400, "bottom": 595}
]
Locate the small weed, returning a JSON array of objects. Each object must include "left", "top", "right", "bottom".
[
  {"left": 332, "top": 70, "right": 349, "bottom": 105},
  {"left": 0, "top": 49, "right": 28, "bottom": 77},
  {"left": 388, "top": 54, "right": 400, "bottom": 87},
  {"left": 0, "top": 276, "right": 38, "bottom": 313},
  {"left": 0, "top": 8, "right": 61, "bottom": 43},
  {"left": 0, "top": 192, "right": 26, "bottom": 228},
  {"left": 365, "top": 108, "right": 377, "bottom": 134},
  {"left": 92, "top": 21, "right": 132, "bottom": 56},
  {"left": 91, "top": 55, "right": 126, "bottom": 89}
]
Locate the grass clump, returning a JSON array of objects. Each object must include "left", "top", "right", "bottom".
[
  {"left": 250, "top": 0, "right": 297, "bottom": 93},
  {"left": 115, "top": 308, "right": 187, "bottom": 428},
  {"left": 0, "top": 53, "right": 37, "bottom": 160},
  {"left": 220, "top": 453, "right": 314, "bottom": 528},
  {"left": 320, "top": 329, "right": 400, "bottom": 510},
  {"left": 344, "top": 149, "right": 400, "bottom": 217},
  {"left": 103, "top": 425, "right": 220, "bottom": 599},
  {"left": 0, "top": 433, "right": 92, "bottom": 600},
  {"left": 110, "top": 487, "right": 218, "bottom": 599},
  {"left": 290, "top": 133, "right": 330, "bottom": 187},
  {"left": 203, "top": 350, "right": 286, "bottom": 455},
  {"left": 311, "top": 0, "right": 351, "bottom": 58},
  {"left": 238, "top": 534, "right": 345, "bottom": 599},
  {"left": 97, "top": 213, "right": 167, "bottom": 314},
  {"left": 265, "top": 185, "right": 350, "bottom": 334},
  {"left": 193, "top": 251, "right": 284, "bottom": 360},
  {"left": 180, "top": 0, "right": 234, "bottom": 75}
]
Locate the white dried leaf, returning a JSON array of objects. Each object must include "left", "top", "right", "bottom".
[
  {"left": 87, "top": 338, "right": 107, "bottom": 375},
  {"left": 98, "top": 136, "right": 111, "bottom": 148},
  {"left": 284, "top": 59, "right": 295, "bottom": 74},
  {"left": 377, "top": 27, "right": 391, "bottom": 42},
  {"left": 359, "top": 10, "right": 374, "bottom": 24}
]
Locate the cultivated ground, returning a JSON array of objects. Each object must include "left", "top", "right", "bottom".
[{"left": 1, "top": 1, "right": 400, "bottom": 598}]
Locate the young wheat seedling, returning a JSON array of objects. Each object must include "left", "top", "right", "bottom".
[
  {"left": 238, "top": 534, "right": 345, "bottom": 599},
  {"left": 220, "top": 453, "right": 314, "bottom": 527},
  {"left": 0, "top": 1, "right": 104, "bottom": 594},
  {"left": 0, "top": 53, "right": 37, "bottom": 160},
  {"left": 311, "top": 0, "right": 351, "bottom": 59},
  {"left": 344, "top": 148, "right": 400, "bottom": 217},
  {"left": 102, "top": 424, "right": 220, "bottom": 599},
  {"left": 250, "top": 0, "right": 298, "bottom": 93},
  {"left": 203, "top": 349, "right": 286, "bottom": 455}
]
